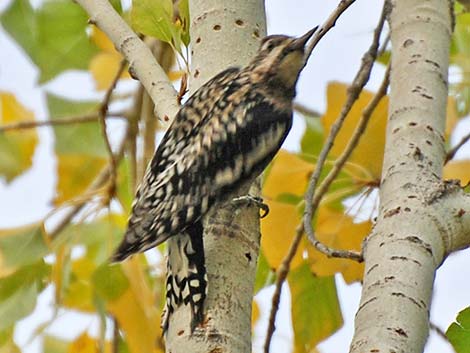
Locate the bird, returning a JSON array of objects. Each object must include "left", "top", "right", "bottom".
[{"left": 110, "top": 26, "right": 318, "bottom": 333}]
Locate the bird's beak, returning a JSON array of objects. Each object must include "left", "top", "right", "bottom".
[{"left": 289, "top": 26, "right": 319, "bottom": 51}]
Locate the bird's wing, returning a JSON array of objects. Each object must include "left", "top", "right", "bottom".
[{"left": 111, "top": 72, "right": 292, "bottom": 261}]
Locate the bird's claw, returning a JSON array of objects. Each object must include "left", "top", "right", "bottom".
[{"left": 231, "top": 195, "right": 269, "bottom": 218}]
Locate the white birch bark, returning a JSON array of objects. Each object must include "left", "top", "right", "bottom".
[
  {"left": 350, "top": 1, "right": 470, "bottom": 352},
  {"left": 165, "top": 1, "right": 267, "bottom": 352}
]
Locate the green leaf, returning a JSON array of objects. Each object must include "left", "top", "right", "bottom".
[
  {"left": 131, "top": 0, "right": 174, "bottom": 43},
  {"left": 47, "top": 94, "right": 105, "bottom": 157},
  {"left": 288, "top": 263, "right": 343, "bottom": 352},
  {"left": 92, "top": 264, "right": 129, "bottom": 301},
  {"left": 254, "top": 250, "right": 274, "bottom": 294},
  {"left": 447, "top": 307, "right": 470, "bottom": 353},
  {"left": 46, "top": 94, "right": 107, "bottom": 204},
  {"left": 0, "top": 261, "right": 50, "bottom": 331},
  {"left": 0, "top": 328, "right": 21, "bottom": 353},
  {"left": 54, "top": 215, "right": 124, "bottom": 262},
  {"left": 0, "top": 224, "right": 49, "bottom": 270},
  {"left": 300, "top": 116, "right": 323, "bottom": 158},
  {"left": 117, "top": 158, "right": 133, "bottom": 214},
  {"left": 109, "top": 0, "right": 123, "bottom": 14},
  {"left": 0, "top": 0, "right": 99, "bottom": 83},
  {"left": 376, "top": 50, "right": 391, "bottom": 66},
  {"left": 177, "top": 0, "right": 190, "bottom": 46}
]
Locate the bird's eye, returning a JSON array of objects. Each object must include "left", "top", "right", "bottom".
[{"left": 265, "top": 41, "right": 275, "bottom": 51}]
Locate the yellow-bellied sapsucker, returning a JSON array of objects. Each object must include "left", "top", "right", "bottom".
[{"left": 111, "top": 27, "right": 317, "bottom": 333}]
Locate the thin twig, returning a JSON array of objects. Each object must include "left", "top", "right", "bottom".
[
  {"left": 445, "top": 130, "right": 470, "bottom": 163},
  {"left": 430, "top": 322, "right": 453, "bottom": 348},
  {"left": 0, "top": 112, "right": 125, "bottom": 133},
  {"left": 127, "top": 85, "right": 144, "bottom": 191},
  {"left": 293, "top": 102, "right": 321, "bottom": 118},
  {"left": 305, "top": 0, "right": 358, "bottom": 60},
  {"left": 263, "top": 225, "right": 303, "bottom": 353},
  {"left": 303, "top": 1, "right": 388, "bottom": 261},
  {"left": 98, "top": 59, "right": 127, "bottom": 204},
  {"left": 142, "top": 91, "right": 158, "bottom": 169},
  {"left": 378, "top": 33, "right": 390, "bottom": 57},
  {"left": 113, "top": 317, "right": 120, "bottom": 353}
]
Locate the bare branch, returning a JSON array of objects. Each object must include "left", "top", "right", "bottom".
[
  {"left": 112, "top": 317, "right": 119, "bottom": 353},
  {"left": 430, "top": 322, "right": 453, "bottom": 348},
  {"left": 303, "top": 2, "right": 388, "bottom": 261},
  {"left": 445, "top": 130, "right": 470, "bottom": 163},
  {"left": 305, "top": 0, "right": 357, "bottom": 60},
  {"left": 0, "top": 112, "right": 125, "bottom": 132},
  {"left": 98, "top": 59, "right": 127, "bottom": 204},
  {"left": 263, "top": 225, "right": 303, "bottom": 353},
  {"left": 293, "top": 102, "right": 321, "bottom": 118},
  {"left": 127, "top": 85, "right": 144, "bottom": 191}
]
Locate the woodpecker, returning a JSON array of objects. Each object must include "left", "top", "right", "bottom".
[{"left": 111, "top": 27, "right": 317, "bottom": 333}]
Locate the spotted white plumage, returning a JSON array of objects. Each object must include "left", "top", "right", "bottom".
[{"left": 111, "top": 27, "right": 317, "bottom": 333}]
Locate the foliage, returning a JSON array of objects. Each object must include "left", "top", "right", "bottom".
[
  {"left": 1, "top": 0, "right": 470, "bottom": 352},
  {"left": 447, "top": 307, "right": 470, "bottom": 353}
]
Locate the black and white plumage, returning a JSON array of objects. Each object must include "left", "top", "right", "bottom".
[{"left": 111, "top": 27, "right": 317, "bottom": 333}]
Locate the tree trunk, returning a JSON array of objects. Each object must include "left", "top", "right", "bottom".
[
  {"left": 164, "top": 1, "right": 267, "bottom": 352},
  {"left": 351, "top": 0, "right": 470, "bottom": 352}
]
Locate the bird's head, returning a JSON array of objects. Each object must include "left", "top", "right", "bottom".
[{"left": 248, "top": 27, "right": 318, "bottom": 97}]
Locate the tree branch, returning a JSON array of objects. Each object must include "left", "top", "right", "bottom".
[
  {"left": 445, "top": 130, "right": 470, "bottom": 163},
  {"left": 293, "top": 102, "right": 321, "bottom": 118},
  {"left": 98, "top": 59, "right": 127, "bottom": 204},
  {"left": 350, "top": 0, "right": 454, "bottom": 350},
  {"left": 305, "top": 0, "right": 357, "bottom": 60},
  {"left": 0, "top": 112, "right": 125, "bottom": 132},
  {"left": 263, "top": 224, "right": 303, "bottom": 353}
]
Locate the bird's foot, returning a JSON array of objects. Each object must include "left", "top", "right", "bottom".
[{"left": 231, "top": 195, "right": 269, "bottom": 218}]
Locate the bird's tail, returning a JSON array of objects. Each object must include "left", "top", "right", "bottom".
[{"left": 162, "top": 221, "right": 207, "bottom": 333}]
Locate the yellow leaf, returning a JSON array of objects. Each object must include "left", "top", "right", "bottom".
[
  {"left": 54, "top": 154, "right": 106, "bottom": 205},
  {"left": 68, "top": 332, "right": 111, "bottom": 353},
  {"left": 62, "top": 257, "right": 95, "bottom": 312},
  {"left": 252, "top": 300, "right": 259, "bottom": 328},
  {"left": 263, "top": 149, "right": 313, "bottom": 199},
  {"left": 167, "top": 70, "right": 185, "bottom": 81},
  {"left": 308, "top": 206, "right": 368, "bottom": 283},
  {"left": 261, "top": 200, "right": 305, "bottom": 270},
  {"left": 444, "top": 160, "right": 470, "bottom": 186},
  {"left": 107, "top": 259, "right": 161, "bottom": 353},
  {"left": 323, "top": 82, "right": 388, "bottom": 182},
  {"left": 0, "top": 92, "right": 38, "bottom": 182},
  {"left": 90, "top": 27, "right": 115, "bottom": 52},
  {"left": 51, "top": 246, "right": 69, "bottom": 304},
  {"left": 89, "top": 27, "right": 129, "bottom": 90},
  {"left": 89, "top": 52, "right": 128, "bottom": 90}
]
